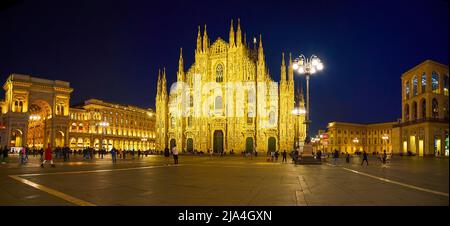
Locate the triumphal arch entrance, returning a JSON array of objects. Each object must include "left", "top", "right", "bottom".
[{"left": 0, "top": 74, "right": 73, "bottom": 150}]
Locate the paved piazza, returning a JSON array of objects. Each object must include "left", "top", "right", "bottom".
[{"left": 0, "top": 154, "right": 448, "bottom": 206}]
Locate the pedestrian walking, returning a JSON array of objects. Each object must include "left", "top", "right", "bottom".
[
  {"left": 293, "top": 147, "right": 299, "bottom": 164},
  {"left": 111, "top": 147, "right": 117, "bottom": 164},
  {"left": 19, "top": 147, "right": 27, "bottom": 164},
  {"left": 382, "top": 150, "right": 387, "bottom": 166},
  {"left": 333, "top": 149, "right": 339, "bottom": 165},
  {"left": 2, "top": 146, "right": 8, "bottom": 164},
  {"left": 39, "top": 149, "right": 44, "bottom": 162},
  {"left": 172, "top": 145, "right": 179, "bottom": 165},
  {"left": 361, "top": 151, "right": 369, "bottom": 166},
  {"left": 316, "top": 150, "right": 322, "bottom": 162},
  {"left": 282, "top": 150, "right": 287, "bottom": 163},
  {"left": 41, "top": 144, "right": 55, "bottom": 168},
  {"left": 164, "top": 147, "right": 171, "bottom": 165},
  {"left": 346, "top": 153, "right": 350, "bottom": 164}
]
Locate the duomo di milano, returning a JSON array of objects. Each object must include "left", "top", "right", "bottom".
[{"left": 156, "top": 19, "right": 305, "bottom": 153}]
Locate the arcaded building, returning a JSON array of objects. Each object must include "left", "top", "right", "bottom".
[
  {"left": 0, "top": 74, "right": 156, "bottom": 151},
  {"left": 321, "top": 60, "right": 448, "bottom": 157},
  {"left": 325, "top": 122, "right": 399, "bottom": 154},
  {"left": 397, "top": 60, "right": 448, "bottom": 156},
  {"left": 68, "top": 99, "right": 156, "bottom": 151}
]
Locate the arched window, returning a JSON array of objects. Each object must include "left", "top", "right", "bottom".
[
  {"left": 18, "top": 101, "right": 23, "bottom": 112},
  {"left": 432, "top": 71, "right": 439, "bottom": 94},
  {"left": 187, "top": 116, "right": 192, "bottom": 127},
  {"left": 215, "top": 96, "right": 222, "bottom": 111},
  {"left": 412, "top": 102, "right": 417, "bottom": 120},
  {"left": 432, "top": 98, "right": 439, "bottom": 119},
  {"left": 269, "top": 111, "right": 276, "bottom": 125},
  {"left": 247, "top": 89, "right": 255, "bottom": 103},
  {"left": 412, "top": 76, "right": 418, "bottom": 96},
  {"left": 421, "top": 99, "right": 426, "bottom": 119},
  {"left": 216, "top": 64, "right": 223, "bottom": 83},
  {"left": 444, "top": 101, "right": 449, "bottom": 120},
  {"left": 405, "top": 81, "right": 410, "bottom": 99},
  {"left": 171, "top": 116, "right": 176, "bottom": 128},
  {"left": 404, "top": 104, "right": 410, "bottom": 121},
  {"left": 247, "top": 111, "right": 254, "bottom": 124},
  {"left": 421, "top": 72, "right": 427, "bottom": 93},
  {"left": 444, "top": 73, "right": 449, "bottom": 96},
  {"left": 14, "top": 101, "right": 19, "bottom": 112}
]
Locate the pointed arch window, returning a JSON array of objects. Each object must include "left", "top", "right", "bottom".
[
  {"left": 215, "top": 96, "right": 223, "bottom": 111},
  {"left": 216, "top": 64, "right": 224, "bottom": 83},
  {"left": 269, "top": 111, "right": 276, "bottom": 125},
  {"left": 188, "top": 116, "right": 193, "bottom": 127},
  {"left": 247, "top": 89, "right": 255, "bottom": 103},
  {"left": 247, "top": 111, "right": 254, "bottom": 124}
]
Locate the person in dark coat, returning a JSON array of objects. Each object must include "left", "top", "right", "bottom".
[
  {"left": 282, "top": 150, "right": 287, "bottom": 163},
  {"left": 361, "top": 151, "right": 369, "bottom": 166}
]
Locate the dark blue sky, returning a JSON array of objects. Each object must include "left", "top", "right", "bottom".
[{"left": 0, "top": 0, "right": 448, "bottom": 134}]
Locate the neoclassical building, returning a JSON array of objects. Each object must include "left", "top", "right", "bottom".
[
  {"left": 156, "top": 20, "right": 305, "bottom": 153},
  {"left": 68, "top": 99, "right": 156, "bottom": 151},
  {"left": 397, "top": 60, "right": 448, "bottom": 156},
  {"left": 319, "top": 60, "right": 449, "bottom": 157},
  {"left": 324, "top": 122, "right": 399, "bottom": 154},
  {"left": 0, "top": 74, "right": 156, "bottom": 151}
]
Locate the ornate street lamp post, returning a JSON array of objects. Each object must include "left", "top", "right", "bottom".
[
  {"left": 292, "top": 55, "right": 324, "bottom": 141},
  {"left": 291, "top": 107, "right": 306, "bottom": 149}
]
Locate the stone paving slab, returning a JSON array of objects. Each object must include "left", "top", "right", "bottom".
[{"left": 0, "top": 155, "right": 448, "bottom": 206}]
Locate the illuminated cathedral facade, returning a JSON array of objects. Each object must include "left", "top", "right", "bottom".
[{"left": 155, "top": 20, "right": 305, "bottom": 153}]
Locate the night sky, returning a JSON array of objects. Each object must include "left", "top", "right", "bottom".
[{"left": 0, "top": 0, "right": 448, "bottom": 134}]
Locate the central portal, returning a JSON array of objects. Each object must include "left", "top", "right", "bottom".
[{"left": 213, "top": 130, "right": 224, "bottom": 153}]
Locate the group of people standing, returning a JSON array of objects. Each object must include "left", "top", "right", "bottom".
[{"left": 327, "top": 149, "right": 390, "bottom": 166}]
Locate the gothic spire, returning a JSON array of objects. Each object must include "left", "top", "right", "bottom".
[
  {"left": 196, "top": 25, "right": 202, "bottom": 52},
  {"left": 157, "top": 69, "right": 161, "bottom": 96},
  {"left": 203, "top": 25, "right": 209, "bottom": 51},
  {"left": 288, "top": 52, "right": 294, "bottom": 81},
  {"left": 236, "top": 18, "right": 242, "bottom": 46},
  {"left": 229, "top": 19, "right": 235, "bottom": 47},
  {"left": 258, "top": 34, "right": 264, "bottom": 63},
  {"left": 177, "top": 48, "right": 184, "bottom": 81},
  {"left": 281, "top": 52, "right": 286, "bottom": 81},
  {"left": 162, "top": 67, "right": 167, "bottom": 95}
]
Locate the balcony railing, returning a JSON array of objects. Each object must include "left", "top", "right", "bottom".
[{"left": 394, "top": 117, "right": 449, "bottom": 127}]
